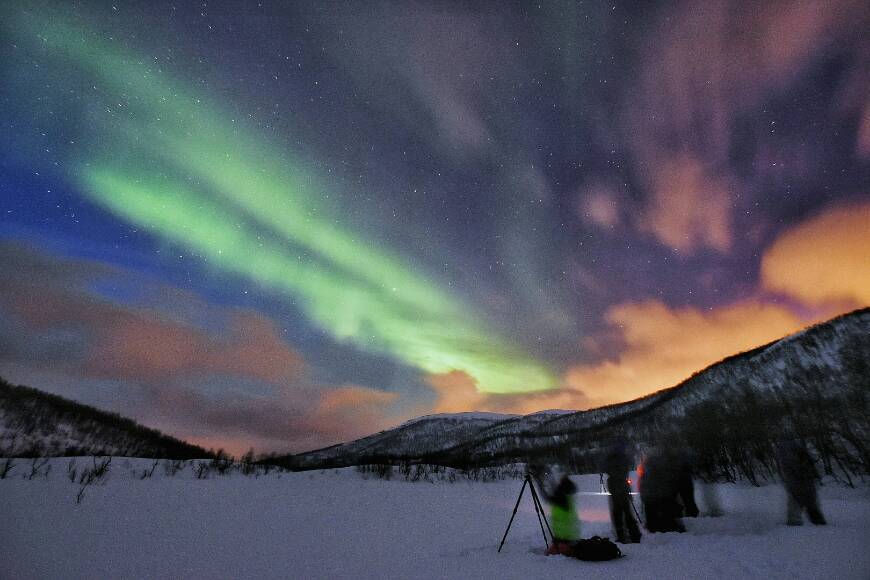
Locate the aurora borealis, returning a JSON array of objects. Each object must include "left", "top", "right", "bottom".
[
  {"left": 8, "top": 9, "right": 556, "bottom": 396},
  {"left": 1, "top": 1, "right": 868, "bottom": 454}
]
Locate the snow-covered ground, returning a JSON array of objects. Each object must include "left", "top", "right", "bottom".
[{"left": 2, "top": 458, "right": 868, "bottom": 579}]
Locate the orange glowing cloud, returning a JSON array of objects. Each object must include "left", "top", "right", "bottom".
[
  {"left": 85, "top": 309, "right": 305, "bottom": 386},
  {"left": 316, "top": 385, "right": 399, "bottom": 414},
  {"left": 490, "top": 388, "right": 591, "bottom": 416},
  {"left": 424, "top": 370, "right": 588, "bottom": 416},
  {"left": 304, "top": 385, "right": 401, "bottom": 446},
  {"left": 643, "top": 155, "right": 732, "bottom": 253},
  {"left": 761, "top": 202, "right": 870, "bottom": 307},
  {"left": 563, "top": 300, "right": 812, "bottom": 407},
  {"left": 426, "top": 370, "right": 486, "bottom": 413},
  {"left": 3, "top": 260, "right": 306, "bottom": 388},
  {"left": 560, "top": 202, "right": 868, "bottom": 407},
  {"left": 140, "top": 381, "right": 403, "bottom": 456},
  {"left": 215, "top": 312, "right": 307, "bottom": 384},
  {"left": 413, "top": 200, "right": 869, "bottom": 417}
]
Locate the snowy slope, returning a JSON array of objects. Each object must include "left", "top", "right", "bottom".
[
  {"left": 1, "top": 459, "right": 868, "bottom": 579},
  {"left": 290, "top": 413, "right": 513, "bottom": 469},
  {"left": 289, "top": 410, "right": 585, "bottom": 469}
]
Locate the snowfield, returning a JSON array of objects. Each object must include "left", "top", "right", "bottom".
[{"left": 2, "top": 458, "right": 868, "bottom": 579}]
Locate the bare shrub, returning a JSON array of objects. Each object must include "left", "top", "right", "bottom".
[
  {"left": 194, "top": 461, "right": 210, "bottom": 479},
  {"left": 27, "top": 457, "right": 50, "bottom": 480},
  {"left": 375, "top": 461, "right": 524, "bottom": 483},
  {"left": 91, "top": 456, "right": 111, "bottom": 481},
  {"left": 0, "top": 458, "right": 15, "bottom": 479},
  {"left": 75, "top": 456, "right": 112, "bottom": 504},
  {"left": 240, "top": 448, "right": 257, "bottom": 476},
  {"left": 356, "top": 463, "right": 393, "bottom": 480},
  {"left": 140, "top": 459, "right": 159, "bottom": 480},
  {"left": 163, "top": 459, "right": 187, "bottom": 477},
  {"left": 210, "top": 449, "right": 234, "bottom": 475}
]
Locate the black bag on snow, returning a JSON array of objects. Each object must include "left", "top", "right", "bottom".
[{"left": 573, "top": 536, "right": 622, "bottom": 561}]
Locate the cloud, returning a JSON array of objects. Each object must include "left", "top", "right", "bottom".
[
  {"left": 642, "top": 155, "right": 732, "bottom": 253},
  {"left": 0, "top": 242, "right": 404, "bottom": 455},
  {"left": 317, "top": 385, "right": 399, "bottom": 413},
  {"left": 761, "top": 202, "right": 870, "bottom": 306},
  {"left": 140, "top": 380, "right": 401, "bottom": 456},
  {"left": 85, "top": 310, "right": 305, "bottom": 386},
  {"left": 321, "top": 4, "right": 508, "bottom": 157},
  {"left": 619, "top": 0, "right": 867, "bottom": 253},
  {"left": 860, "top": 103, "right": 870, "bottom": 159},
  {"left": 563, "top": 300, "right": 811, "bottom": 406},
  {"left": 558, "top": 202, "right": 868, "bottom": 407},
  {"left": 578, "top": 184, "right": 621, "bottom": 229},
  {"left": 0, "top": 254, "right": 304, "bottom": 388},
  {"left": 313, "top": 385, "right": 401, "bottom": 436},
  {"left": 424, "top": 370, "right": 590, "bottom": 416},
  {"left": 426, "top": 371, "right": 486, "bottom": 414}
]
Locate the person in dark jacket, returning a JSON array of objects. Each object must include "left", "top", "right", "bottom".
[
  {"left": 776, "top": 438, "right": 826, "bottom": 526},
  {"left": 531, "top": 465, "right": 580, "bottom": 555},
  {"left": 604, "top": 441, "right": 642, "bottom": 543},
  {"left": 675, "top": 452, "right": 700, "bottom": 518},
  {"left": 638, "top": 445, "right": 686, "bottom": 533}
]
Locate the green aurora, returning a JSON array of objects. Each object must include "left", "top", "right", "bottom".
[{"left": 9, "top": 10, "right": 557, "bottom": 394}]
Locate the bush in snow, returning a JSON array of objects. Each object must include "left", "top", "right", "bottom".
[
  {"left": 0, "top": 458, "right": 15, "bottom": 479},
  {"left": 194, "top": 462, "right": 211, "bottom": 479},
  {"left": 140, "top": 459, "right": 159, "bottom": 480},
  {"left": 163, "top": 459, "right": 187, "bottom": 477},
  {"left": 27, "top": 457, "right": 51, "bottom": 480},
  {"left": 75, "top": 456, "right": 112, "bottom": 504},
  {"left": 210, "top": 449, "right": 233, "bottom": 475},
  {"left": 240, "top": 448, "right": 258, "bottom": 476}
]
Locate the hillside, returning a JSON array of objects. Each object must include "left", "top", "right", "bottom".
[
  {"left": 3, "top": 308, "right": 867, "bottom": 474},
  {"left": 0, "top": 379, "right": 211, "bottom": 459},
  {"left": 280, "top": 308, "right": 870, "bottom": 479}
]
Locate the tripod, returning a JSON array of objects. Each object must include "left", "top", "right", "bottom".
[
  {"left": 629, "top": 491, "right": 644, "bottom": 525},
  {"left": 497, "top": 474, "right": 553, "bottom": 553}
]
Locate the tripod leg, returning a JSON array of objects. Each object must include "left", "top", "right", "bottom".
[
  {"left": 528, "top": 477, "right": 554, "bottom": 542},
  {"left": 629, "top": 493, "right": 643, "bottom": 526},
  {"left": 530, "top": 484, "right": 549, "bottom": 549},
  {"left": 498, "top": 478, "right": 528, "bottom": 553}
]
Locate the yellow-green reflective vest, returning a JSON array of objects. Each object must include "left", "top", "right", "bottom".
[{"left": 551, "top": 497, "right": 580, "bottom": 541}]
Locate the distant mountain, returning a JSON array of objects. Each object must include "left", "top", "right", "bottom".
[
  {"left": 278, "top": 308, "right": 870, "bottom": 481},
  {"left": 0, "top": 379, "right": 211, "bottom": 459}
]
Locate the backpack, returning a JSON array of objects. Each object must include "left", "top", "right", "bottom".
[{"left": 572, "top": 536, "right": 623, "bottom": 561}]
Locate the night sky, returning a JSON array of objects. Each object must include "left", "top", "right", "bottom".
[{"left": 1, "top": 1, "right": 868, "bottom": 454}]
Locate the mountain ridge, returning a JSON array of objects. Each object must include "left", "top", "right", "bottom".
[
  {"left": 280, "top": 307, "right": 869, "bottom": 477},
  {"left": 1, "top": 307, "right": 866, "bottom": 474}
]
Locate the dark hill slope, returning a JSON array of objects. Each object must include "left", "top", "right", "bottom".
[{"left": 0, "top": 379, "right": 211, "bottom": 458}]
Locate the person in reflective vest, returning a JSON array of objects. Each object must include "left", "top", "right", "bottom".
[{"left": 532, "top": 466, "right": 580, "bottom": 555}]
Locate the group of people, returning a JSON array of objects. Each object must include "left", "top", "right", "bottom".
[{"left": 531, "top": 436, "right": 826, "bottom": 556}]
